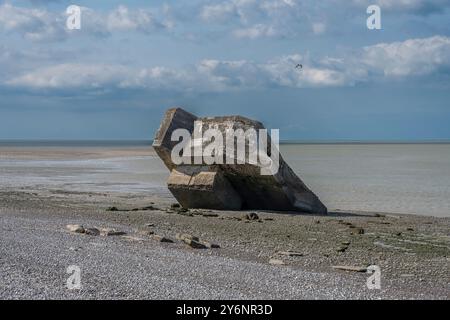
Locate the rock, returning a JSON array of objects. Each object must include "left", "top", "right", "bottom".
[
  {"left": 263, "top": 218, "right": 274, "bottom": 221},
  {"left": 406, "top": 227, "right": 414, "bottom": 231},
  {"left": 176, "top": 233, "right": 200, "bottom": 242},
  {"left": 350, "top": 227, "right": 365, "bottom": 235},
  {"left": 152, "top": 235, "right": 174, "bottom": 243},
  {"left": 138, "top": 206, "right": 159, "bottom": 211},
  {"left": 100, "top": 228, "right": 126, "bottom": 236},
  {"left": 144, "top": 223, "right": 155, "bottom": 227},
  {"left": 341, "top": 241, "right": 351, "bottom": 246},
  {"left": 183, "top": 239, "right": 208, "bottom": 249},
  {"left": 66, "top": 224, "right": 85, "bottom": 234},
  {"left": 332, "top": 265, "right": 367, "bottom": 272},
  {"left": 152, "top": 107, "right": 327, "bottom": 213},
  {"left": 244, "top": 213, "right": 259, "bottom": 221},
  {"left": 337, "top": 245, "right": 348, "bottom": 252},
  {"left": 84, "top": 228, "right": 100, "bottom": 236},
  {"left": 107, "top": 206, "right": 119, "bottom": 212},
  {"left": 201, "top": 212, "right": 219, "bottom": 217},
  {"left": 203, "top": 242, "right": 221, "bottom": 249},
  {"left": 278, "top": 251, "right": 303, "bottom": 257},
  {"left": 269, "top": 259, "right": 285, "bottom": 266},
  {"left": 171, "top": 203, "right": 181, "bottom": 209}
]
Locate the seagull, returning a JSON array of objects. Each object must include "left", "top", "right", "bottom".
[{"left": 295, "top": 64, "right": 303, "bottom": 69}]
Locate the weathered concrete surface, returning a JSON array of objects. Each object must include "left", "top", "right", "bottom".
[{"left": 153, "top": 107, "right": 327, "bottom": 214}]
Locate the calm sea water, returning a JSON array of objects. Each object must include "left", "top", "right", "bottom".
[{"left": 1, "top": 142, "right": 449, "bottom": 217}]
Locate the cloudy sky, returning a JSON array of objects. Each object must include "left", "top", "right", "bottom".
[{"left": 1, "top": 0, "right": 450, "bottom": 140}]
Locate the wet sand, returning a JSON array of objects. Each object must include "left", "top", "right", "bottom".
[{"left": 0, "top": 147, "right": 449, "bottom": 299}]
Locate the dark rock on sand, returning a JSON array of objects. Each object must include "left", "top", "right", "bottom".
[
  {"left": 152, "top": 235, "right": 174, "bottom": 243},
  {"left": 66, "top": 224, "right": 85, "bottom": 234}
]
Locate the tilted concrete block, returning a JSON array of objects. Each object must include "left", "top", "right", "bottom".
[{"left": 153, "top": 107, "right": 327, "bottom": 214}]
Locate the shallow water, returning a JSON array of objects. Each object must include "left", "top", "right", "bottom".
[{"left": 1, "top": 144, "right": 449, "bottom": 217}]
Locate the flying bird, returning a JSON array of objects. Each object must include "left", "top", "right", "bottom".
[{"left": 295, "top": 64, "right": 303, "bottom": 69}]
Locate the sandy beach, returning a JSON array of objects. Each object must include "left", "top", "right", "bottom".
[{"left": 0, "top": 145, "right": 449, "bottom": 299}]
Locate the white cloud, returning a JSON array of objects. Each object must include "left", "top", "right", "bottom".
[
  {"left": 0, "top": 3, "right": 172, "bottom": 41},
  {"left": 5, "top": 36, "right": 450, "bottom": 92},
  {"left": 362, "top": 36, "right": 450, "bottom": 77},
  {"left": 200, "top": 0, "right": 304, "bottom": 38},
  {"left": 0, "top": 3, "right": 65, "bottom": 41}
]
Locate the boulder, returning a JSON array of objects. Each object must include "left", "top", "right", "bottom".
[{"left": 153, "top": 107, "right": 327, "bottom": 214}]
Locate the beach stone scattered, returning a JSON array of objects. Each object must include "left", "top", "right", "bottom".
[
  {"left": 176, "top": 233, "right": 199, "bottom": 242},
  {"left": 171, "top": 203, "right": 181, "bottom": 209},
  {"left": 144, "top": 223, "right": 155, "bottom": 227},
  {"left": 66, "top": 224, "right": 85, "bottom": 234},
  {"left": 152, "top": 235, "right": 174, "bottom": 243},
  {"left": 183, "top": 239, "right": 208, "bottom": 249},
  {"left": 269, "top": 259, "right": 285, "bottom": 266},
  {"left": 337, "top": 245, "right": 349, "bottom": 252},
  {"left": 406, "top": 227, "right": 414, "bottom": 231},
  {"left": 203, "top": 242, "right": 221, "bottom": 249},
  {"left": 332, "top": 265, "right": 367, "bottom": 273},
  {"left": 201, "top": 212, "right": 219, "bottom": 218},
  {"left": 244, "top": 213, "right": 259, "bottom": 221},
  {"left": 84, "top": 228, "right": 100, "bottom": 236},
  {"left": 99, "top": 228, "right": 126, "bottom": 236},
  {"left": 350, "top": 227, "right": 365, "bottom": 235},
  {"left": 278, "top": 251, "right": 303, "bottom": 257},
  {"left": 176, "top": 233, "right": 220, "bottom": 249}
]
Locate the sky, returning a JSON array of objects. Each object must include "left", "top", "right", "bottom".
[{"left": 0, "top": 0, "right": 450, "bottom": 141}]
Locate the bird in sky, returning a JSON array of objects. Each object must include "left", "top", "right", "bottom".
[{"left": 295, "top": 64, "right": 303, "bottom": 69}]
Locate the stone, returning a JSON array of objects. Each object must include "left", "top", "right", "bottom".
[
  {"left": 153, "top": 107, "right": 327, "bottom": 214},
  {"left": 107, "top": 206, "right": 119, "bottom": 212},
  {"left": 337, "top": 245, "right": 349, "bottom": 252},
  {"left": 201, "top": 212, "right": 219, "bottom": 218},
  {"left": 203, "top": 242, "right": 221, "bottom": 249},
  {"left": 332, "top": 266, "right": 367, "bottom": 272},
  {"left": 66, "top": 224, "right": 85, "bottom": 234},
  {"left": 183, "top": 239, "right": 208, "bottom": 249},
  {"left": 176, "top": 233, "right": 200, "bottom": 242},
  {"left": 350, "top": 227, "right": 365, "bottom": 235},
  {"left": 244, "top": 213, "right": 259, "bottom": 221},
  {"left": 269, "top": 259, "right": 285, "bottom": 266},
  {"left": 100, "top": 228, "right": 126, "bottom": 236},
  {"left": 152, "top": 235, "right": 174, "bottom": 243},
  {"left": 278, "top": 251, "right": 303, "bottom": 257},
  {"left": 84, "top": 228, "right": 100, "bottom": 236}
]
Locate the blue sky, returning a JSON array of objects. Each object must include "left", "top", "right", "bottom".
[{"left": 1, "top": 0, "right": 450, "bottom": 140}]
